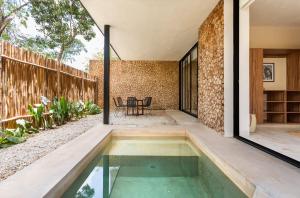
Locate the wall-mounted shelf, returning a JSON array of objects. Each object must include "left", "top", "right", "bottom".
[
  {"left": 264, "top": 90, "right": 300, "bottom": 123},
  {"left": 264, "top": 101, "right": 285, "bottom": 103}
]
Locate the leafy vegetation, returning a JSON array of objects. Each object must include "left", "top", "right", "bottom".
[
  {"left": 84, "top": 101, "right": 101, "bottom": 115},
  {"left": 0, "top": 0, "right": 29, "bottom": 36},
  {"left": 0, "top": 96, "right": 101, "bottom": 148},
  {"left": 0, "top": 119, "right": 35, "bottom": 148},
  {"left": 50, "top": 96, "right": 70, "bottom": 125},
  {"left": 70, "top": 101, "right": 85, "bottom": 120},
  {"left": 0, "top": 0, "right": 96, "bottom": 63},
  {"left": 29, "top": 0, "right": 96, "bottom": 62},
  {"left": 15, "top": 119, "right": 38, "bottom": 134},
  {"left": 28, "top": 104, "right": 45, "bottom": 129},
  {"left": 0, "top": 128, "right": 26, "bottom": 148}
]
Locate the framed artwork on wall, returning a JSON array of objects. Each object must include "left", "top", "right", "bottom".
[{"left": 263, "top": 63, "right": 275, "bottom": 82}]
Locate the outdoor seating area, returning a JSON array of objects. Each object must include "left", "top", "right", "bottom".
[{"left": 113, "top": 97, "right": 152, "bottom": 117}]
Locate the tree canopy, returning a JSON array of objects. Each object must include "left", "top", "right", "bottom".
[
  {"left": 0, "top": 0, "right": 29, "bottom": 41},
  {"left": 0, "top": 0, "right": 97, "bottom": 63},
  {"left": 30, "top": 0, "right": 96, "bottom": 62}
]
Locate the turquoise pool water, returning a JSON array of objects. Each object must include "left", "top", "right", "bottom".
[{"left": 63, "top": 137, "right": 247, "bottom": 198}]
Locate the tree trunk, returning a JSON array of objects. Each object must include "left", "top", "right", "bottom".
[
  {"left": 57, "top": 45, "right": 65, "bottom": 62},
  {"left": 0, "top": 2, "right": 29, "bottom": 36},
  {"left": 0, "top": 18, "right": 12, "bottom": 35}
]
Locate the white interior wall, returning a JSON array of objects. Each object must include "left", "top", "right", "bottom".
[
  {"left": 239, "top": 4, "right": 250, "bottom": 137},
  {"left": 250, "top": 26, "right": 300, "bottom": 49},
  {"left": 224, "top": 0, "right": 234, "bottom": 137}
]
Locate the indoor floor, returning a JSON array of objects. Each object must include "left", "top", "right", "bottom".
[{"left": 245, "top": 124, "right": 300, "bottom": 161}]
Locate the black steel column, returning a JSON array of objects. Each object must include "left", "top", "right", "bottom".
[
  {"left": 233, "top": 0, "right": 239, "bottom": 136},
  {"left": 103, "top": 25, "right": 110, "bottom": 124}
]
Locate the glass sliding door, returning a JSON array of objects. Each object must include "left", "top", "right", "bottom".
[
  {"left": 180, "top": 44, "right": 198, "bottom": 117},
  {"left": 235, "top": 0, "right": 300, "bottom": 167}
]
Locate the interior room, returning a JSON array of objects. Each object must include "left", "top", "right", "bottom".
[{"left": 244, "top": 0, "right": 300, "bottom": 162}]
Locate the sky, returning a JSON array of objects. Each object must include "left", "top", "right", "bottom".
[
  {"left": 66, "top": 27, "right": 104, "bottom": 71},
  {"left": 17, "top": 16, "right": 105, "bottom": 71}
]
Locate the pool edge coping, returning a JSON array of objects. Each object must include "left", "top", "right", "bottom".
[{"left": 186, "top": 131, "right": 256, "bottom": 197}]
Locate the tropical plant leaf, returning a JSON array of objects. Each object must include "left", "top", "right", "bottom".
[
  {"left": 6, "top": 136, "right": 26, "bottom": 144},
  {"left": 84, "top": 101, "right": 101, "bottom": 115}
]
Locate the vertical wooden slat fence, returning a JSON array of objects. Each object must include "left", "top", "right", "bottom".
[{"left": 0, "top": 41, "right": 98, "bottom": 127}]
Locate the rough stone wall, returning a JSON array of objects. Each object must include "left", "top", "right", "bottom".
[
  {"left": 89, "top": 60, "right": 179, "bottom": 110},
  {"left": 198, "top": 0, "right": 224, "bottom": 132}
]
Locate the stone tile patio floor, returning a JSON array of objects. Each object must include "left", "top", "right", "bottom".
[{"left": 110, "top": 110, "right": 178, "bottom": 126}]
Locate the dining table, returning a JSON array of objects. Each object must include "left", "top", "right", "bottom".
[{"left": 126, "top": 98, "right": 144, "bottom": 116}]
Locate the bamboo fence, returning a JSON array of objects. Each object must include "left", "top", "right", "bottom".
[{"left": 0, "top": 41, "right": 98, "bottom": 127}]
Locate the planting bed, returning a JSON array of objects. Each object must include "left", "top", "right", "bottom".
[{"left": 0, "top": 114, "right": 101, "bottom": 181}]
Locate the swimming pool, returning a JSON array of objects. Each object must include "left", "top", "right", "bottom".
[{"left": 63, "top": 137, "right": 247, "bottom": 198}]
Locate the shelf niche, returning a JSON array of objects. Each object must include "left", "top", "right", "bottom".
[{"left": 263, "top": 90, "right": 300, "bottom": 123}]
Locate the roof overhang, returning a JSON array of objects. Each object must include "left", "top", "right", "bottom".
[{"left": 80, "top": 0, "right": 219, "bottom": 60}]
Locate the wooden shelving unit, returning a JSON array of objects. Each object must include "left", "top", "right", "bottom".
[
  {"left": 286, "top": 91, "right": 300, "bottom": 123},
  {"left": 264, "top": 90, "right": 300, "bottom": 123}
]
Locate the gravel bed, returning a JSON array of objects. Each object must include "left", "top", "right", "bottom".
[{"left": 0, "top": 114, "right": 102, "bottom": 181}]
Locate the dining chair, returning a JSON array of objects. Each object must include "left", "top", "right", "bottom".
[
  {"left": 113, "top": 97, "right": 126, "bottom": 117},
  {"left": 143, "top": 97, "right": 152, "bottom": 115},
  {"left": 127, "top": 97, "right": 137, "bottom": 115}
]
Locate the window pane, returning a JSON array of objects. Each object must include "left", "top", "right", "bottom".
[{"left": 191, "top": 47, "right": 198, "bottom": 115}]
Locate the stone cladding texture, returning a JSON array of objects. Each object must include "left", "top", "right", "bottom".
[
  {"left": 198, "top": 0, "right": 224, "bottom": 132},
  {"left": 89, "top": 60, "right": 179, "bottom": 110}
]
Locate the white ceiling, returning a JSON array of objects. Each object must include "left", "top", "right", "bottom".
[
  {"left": 80, "top": 0, "right": 219, "bottom": 60},
  {"left": 250, "top": 0, "right": 300, "bottom": 26}
]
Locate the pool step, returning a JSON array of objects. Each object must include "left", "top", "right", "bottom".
[{"left": 108, "top": 155, "right": 199, "bottom": 177}]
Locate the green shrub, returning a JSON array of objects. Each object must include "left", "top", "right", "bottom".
[
  {"left": 50, "top": 97, "right": 71, "bottom": 125},
  {"left": 70, "top": 101, "right": 85, "bottom": 119},
  {"left": 0, "top": 119, "right": 36, "bottom": 148},
  {"left": 28, "top": 104, "right": 45, "bottom": 129},
  {"left": 84, "top": 101, "right": 101, "bottom": 115},
  {"left": 1, "top": 96, "right": 102, "bottom": 148},
  {"left": 0, "top": 129, "right": 26, "bottom": 148},
  {"left": 15, "top": 119, "right": 38, "bottom": 134},
  {"left": 0, "top": 133, "right": 26, "bottom": 148}
]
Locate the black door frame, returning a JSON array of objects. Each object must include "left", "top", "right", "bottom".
[
  {"left": 233, "top": 0, "right": 300, "bottom": 168},
  {"left": 179, "top": 43, "right": 198, "bottom": 118}
]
